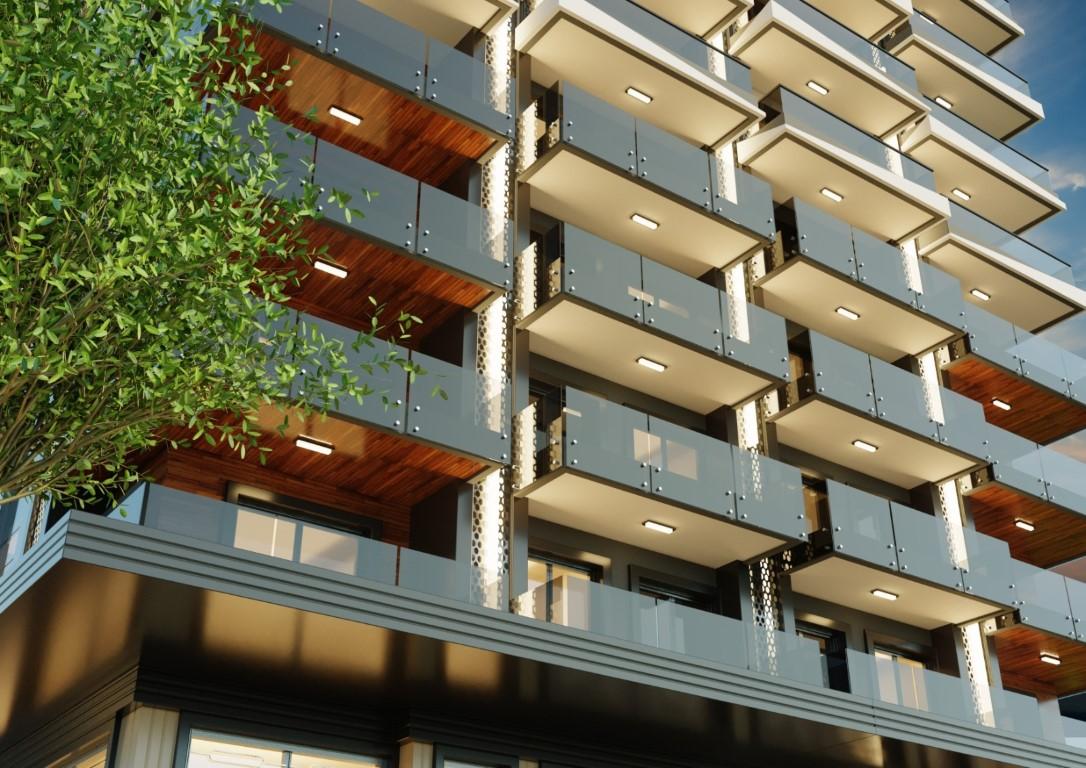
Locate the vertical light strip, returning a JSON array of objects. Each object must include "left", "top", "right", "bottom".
[
  {"left": 714, "top": 144, "right": 739, "bottom": 205},
  {"left": 726, "top": 262, "right": 751, "bottom": 343},
  {"left": 513, "top": 402, "right": 538, "bottom": 490},
  {"left": 883, "top": 132, "right": 905, "bottom": 178},
  {"left": 918, "top": 351, "right": 946, "bottom": 425},
  {"left": 899, "top": 238, "right": 924, "bottom": 293},
  {"left": 938, "top": 479, "right": 969, "bottom": 570},
  {"left": 516, "top": 99, "right": 538, "bottom": 174},
  {"left": 706, "top": 31, "right": 728, "bottom": 80},
  {"left": 962, "top": 622, "right": 996, "bottom": 726}
]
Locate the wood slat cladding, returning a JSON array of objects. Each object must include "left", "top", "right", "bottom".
[
  {"left": 243, "top": 31, "right": 494, "bottom": 188},
  {"left": 968, "top": 484, "right": 1086, "bottom": 568},
  {"left": 944, "top": 357, "right": 1086, "bottom": 444},
  {"left": 995, "top": 625, "right": 1086, "bottom": 698},
  {"left": 157, "top": 446, "right": 413, "bottom": 547},
  {"left": 154, "top": 408, "right": 484, "bottom": 511},
  {"left": 282, "top": 222, "right": 489, "bottom": 345}
]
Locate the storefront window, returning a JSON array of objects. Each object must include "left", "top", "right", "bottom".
[{"left": 184, "top": 730, "right": 380, "bottom": 768}]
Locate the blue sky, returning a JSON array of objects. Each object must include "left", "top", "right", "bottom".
[{"left": 999, "top": 0, "right": 1086, "bottom": 352}]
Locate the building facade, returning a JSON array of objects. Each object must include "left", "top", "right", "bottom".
[{"left": 4, "top": 0, "right": 1086, "bottom": 766}]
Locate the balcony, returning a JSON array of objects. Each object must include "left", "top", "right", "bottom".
[
  {"left": 910, "top": 0, "right": 1023, "bottom": 54},
  {"left": 243, "top": 0, "right": 513, "bottom": 141},
  {"left": 774, "top": 332, "right": 983, "bottom": 488},
  {"left": 520, "top": 84, "right": 775, "bottom": 275},
  {"left": 234, "top": 108, "right": 512, "bottom": 296},
  {"left": 364, "top": 0, "right": 516, "bottom": 39},
  {"left": 992, "top": 562, "right": 1086, "bottom": 699},
  {"left": 945, "top": 305, "right": 1086, "bottom": 444},
  {"left": 519, "top": 225, "right": 787, "bottom": 413},
  {"left": 882, "top": 12, "right": 1042, "bottom": 140},
  {"left": 730, "top": 0, "right": 926, "bottom": 138},
  {"left": 633, "top": 0, "right": 752, "bottom": 37},
  {"left": 803, "top": 0, "right": 912, "bottom": 40},
  {"left": 919, "top": 203, "right": 1085, "bottom": 332},
  {"left": 514, "top": 388, "right": 811, "bottom": 568},
  {"left": 515, "top": 0, "right": 762, "bottom": 147},
  {"left": 791, "top": 481, "right": 1004, "bottom": 628},
  {"left": 901, "top": 99, "right": 1065, "bottom": 233},
  {"left": 737, "top": 87, "right": 949, "bottom": 244},
  {"left": 761, "top": 199, "right": 959, "bottom": 360},
  {"left": 965, "top": 424, "right": 1086, "bottom": 568}
]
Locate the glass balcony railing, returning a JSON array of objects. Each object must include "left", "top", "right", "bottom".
[
  {"left": 1064, "top": 717, "right": 1086, "bottom": 751},
  {"left": 246, "top": 0, "right": 513, "bottom": 137},
  {"left": 763, "top": 88, "right": 937, "bottom": 189},
  {"left": 960, "top": 304, "right": 1086, "bottom": 403},
  {"left": 772, "top": 0, "right": 920, "bottom": 95},
  {"left": 888, "top": 12, "right": 1031, "bottom": 98},
  {"left": 538, "top": 224, "right": 789, "bottom": 381},
  {"left": 515, "top": 574, "right": 823, "bottom": 684},
  {"left": 579, "top": 0, "right": 754, "bottom": 95},
  {"left": 816, "top": 481, "right": 967, "bottom": 592},
  {"left": 787, "top": 332, "right": 983, "bottom": 454},
  {"left": 978, "top": 422, "right": 1086, "bottom": 517},
  {"left": 926, "top": 99, "right": 1053, "bottom": 191},
  {"left": 107, "top": 483, "right": 507, "bottom": 607},
  {"left": 233, "top": 108, "right": 512, "bottom": 290},
  {"left": 922, "top": 203, "right": 1075, "bottom": 284},
  {"left": 283, "top": 311, "right": 510, "bottom": 463},
  {"left": 532, "top": 84, "right": 775, "bottom": 241},
  {"left": 520, "top": 388, "right": 810, "bottom": 542}
]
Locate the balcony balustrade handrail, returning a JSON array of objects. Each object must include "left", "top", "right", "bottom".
[{"left": 933, "top": 202, "right": 1073, "bottom": 275}]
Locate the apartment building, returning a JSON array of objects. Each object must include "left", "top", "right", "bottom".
[{"left": 5, "top": 0, "right": 1086, "bottom": 766}]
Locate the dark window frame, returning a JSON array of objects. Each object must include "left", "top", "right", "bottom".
[{"left": 226, "top": 481, "right": 384, "bottom": 540}]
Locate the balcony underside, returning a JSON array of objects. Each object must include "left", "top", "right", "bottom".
[
  {"left": 521, "top": 299, "right": 774, "bottom": 414},
  {"left": 6, "top": 518, "right": 1083, "bottom": 768},
  {"left": 516, "top": 0, "right": 760, "bottom": 147},
  {"left": 636, "top": 0, "right": 751, "bottom": 37},
  {"left": 731, "top": 10, "right": 925, "bottom": 138},
  {"left": 804, "top": 0, "right": 911, "bottom": 40},
  {"left": 284, "top": 222, "right": 493, "bottom": 342},
  {"left": 790, "top": 556, "right": 1001, "bottom": 630},
  {"left": 738, "top": 125, "right": 947, "bottom": 244},
  {"left": 921, "top": 234, "right": 1082, "bottom": 332},
  {"left": 364, "top": 0, "right": 515, "bottom": 42},
  {"left": 520, "top": 470, "right": 788, "bottom": 568},
  {"left": 944, "top": 356, "right": 1086, "bottom": 444},
  {"left": 911, "top": 0, "right": 1023, "bottom": 54},
  {"left": 995, "top": 626, "right": 1086, "bottom": 698},
  {"left": 522, "top": 148, "right": 764, "bottom": 276},
  {"left": 889, "top": 38, "right": 1042, "bottom": 141},
  {"left": 245, "top": 24, "right": 499, "bottom": 184},
  {"left": 770, "top": 399, "right": 978, "bottom": 488},
  {"left": 902, "top": 125, "right": 1065, "bottom": 234},
  {"left": 758, "top": 259, "right": 953, "bottom": 361},
  {"left": 967, "top": 482, "right": 1086, "bottom": 569}
]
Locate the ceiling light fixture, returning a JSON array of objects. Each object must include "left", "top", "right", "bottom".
[
  {"left": 1040, "top": 652, "right": 1062, "bottom": 666},
  {"left": 853, "top": 439, "right": 879, "bottom": 454},
  {"left": 625, "top": 86, "right": 653, "bottom": 104},
  {"left": 1014, "top": 518, "right": 1036, "bottom": 532},
  {"left": 314, "top": 258, "right": 349, "bottom": 279},
  {"left": 934, "top": 96, "right": 954, "bottom": 110},
  {"left": 636, "top": 356, "right": 668, "bottom": 373},
  {"left": 952, "top": 188, "right": 972, "bottom": 202},
  {"left": 835, "top": 306, "right": 861, "bottom": 321},
  {"left": 631, "top": 213, "right": 659, "bottom": 230},
  {"left": 294, "top": 435, "right": 334, "bottom": 455},
  {"left": 992, "top": 398, "right": 1012, "bottom": 411},
  {"left": 970, "top": 288, "right": 991, "bottom": 301},
  {"left": 871, "top": 589, "right": 899, "bottom": 601},
  {"left": 328, "top": 105, "right": 362, "bottom": 126},
  {"left": 643, "top": 520, "right": 676, "bottom": 535},
  {"left": 807, "top": 80, "right": 830, "bottom": 96},
  {"left": 820, "top": 187, "right": 844, "bottom": 203}
]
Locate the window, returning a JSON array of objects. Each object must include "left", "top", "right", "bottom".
[
  {"left": 796, "top": 621, "right": 848, "bottom": 691},
  {"left": 527, "top": 551, "right": 599, "bottom": 593},
  {"left": 874, "top": 647, "right": 929, "bottom": 710},
  {"left": 637, "top": 577, "right": 715, "bottom": 612},
  {"left": 184, "top": 730, "right": 381, "bottom": 768}
]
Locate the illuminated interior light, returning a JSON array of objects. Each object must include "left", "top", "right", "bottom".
[
  {"left": 853, "top": 439, "right": 879, "bottom": 453},
  {"left": 952, "top": 188, "right": 972, "bottom": 202},
  {"left": 1040, "top": 652, "right": 1062, "bottom": 665},
  {"left": 835, "top": 306, "right": 861, "bottom": 321},
  {"left": 294, "top": 436, "right": 334, "bottom": 455},
  {"left": 314, "top": 259, "right": 348, "bottom": 279},
  {"left": 820, "top": 187, "right": 844, "bottom": 203},
  {"left": 807, "top": 80, "right": 830, "bottom": 96},
  {"left": 992, "top": 398, "right": 1012, "bottom": 411},
  {"left": 871, "top": 589, "right": 899, "bottom": 601},
  {"left": 643, "top": 520, "right": 676, "bottom": 535},
  {"left": 636, "top": 356, "right": 667, "bottom": 373},
  {"left": 1014, "top": 518, "right": 1036, "bottom": 532},
  {"left": 625, "top": 86, "right": 653, "bottom": 104},
  {"left": 328, "top": 105, "right": 362, "bottom": 126},
  {"left": 970, "top": 288, "right": 991, "bottom": 301},
  {"left": 631, "top": 213, "right": 659, "bottom": 230},
  {"left": 934, "top": 96, "right": 954, "bottom": 110}
]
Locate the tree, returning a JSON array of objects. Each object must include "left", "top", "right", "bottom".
[{"left": 0, "top": 0, "right": 420, "bottom": 505}]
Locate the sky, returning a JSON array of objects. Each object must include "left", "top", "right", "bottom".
[{"left": 998, "top": 0, "right": 1086, "bottom": 353}]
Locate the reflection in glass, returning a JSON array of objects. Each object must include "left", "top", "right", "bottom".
[{"left": 185, "top": 730, "right": 380, "bottom": 768}]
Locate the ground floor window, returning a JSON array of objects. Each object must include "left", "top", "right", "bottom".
[{"left": 184, "top": 730, "right": 381, "bottom": 768}]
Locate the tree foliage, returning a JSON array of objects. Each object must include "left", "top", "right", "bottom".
[{"left": 0, "top": 0, "right": 420, "bottom": 504}]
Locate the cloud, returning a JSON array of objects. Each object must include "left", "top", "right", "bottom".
[{"left": 1050, "top": 164, "right": 1086, "bottom": 192}]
